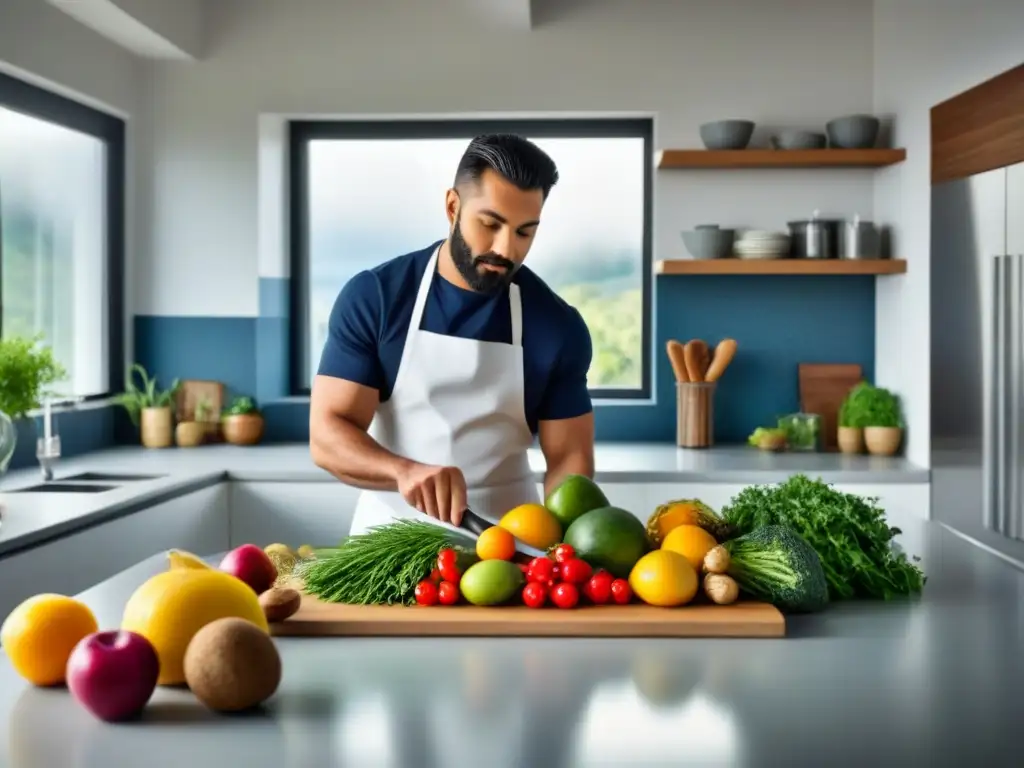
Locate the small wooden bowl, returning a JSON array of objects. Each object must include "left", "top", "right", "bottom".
[
  {"left": 175, "top": 421, "right": 206, "bottom": 448},
  {"left": 223, "top": 414, "right": 264, "bottom": 445}
]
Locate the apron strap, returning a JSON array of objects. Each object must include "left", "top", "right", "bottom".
[
  {"left": 409, "top": 245, "right": 440, "bottom": 333},
  {"left": 509, "top": 283, "right": 523, "bottom": 347}
]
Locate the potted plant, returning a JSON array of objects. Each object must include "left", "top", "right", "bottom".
[
  {"left": 839, "top": 382, "right": 904, "bottom": 456},
  {"left": 837, "top": 386, "right": 865, "bottom": 455},
  {"left": 112, "top": 364, "right": 180, "bottom": 448},
  {"left": 221, "top": 395, "right": 264, "bottom": 446},
  {"left": 175, "top": 395, "right": 210, "bottom": 448},
  {"left": 0, "top": 335, "right": 67, "bottom": 473}
]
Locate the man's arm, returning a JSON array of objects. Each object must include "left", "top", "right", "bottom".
[
  {"left": 309, "top": 375, "right": 409, "bottom": 490},
  {"left": 537, "top": 306, "right": 596, "bottom": 496},
  {"left": 309, "top": 271, "right": 467, "bottom": 522},
  {"left": 539, "top": 413, "right": 596, "bottom": 497}
]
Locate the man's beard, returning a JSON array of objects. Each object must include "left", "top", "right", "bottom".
[{"left": 450, "top": 216, "right": 517, "bottom": 293}]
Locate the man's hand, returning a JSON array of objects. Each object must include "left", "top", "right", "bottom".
[{"left": 396, "top": 463, "right": 468, "bottom": 526}]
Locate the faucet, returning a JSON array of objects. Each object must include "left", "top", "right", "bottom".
[{"left": 37, "top": 397, "right": 83, "bottom": 481}]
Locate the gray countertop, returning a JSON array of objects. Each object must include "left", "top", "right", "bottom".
[
  {"left": 0, "top": 442, "right": 928, "bottom": 558},
  {"left": 0, "top": 504, "right": 1020, "bottom": 767}
]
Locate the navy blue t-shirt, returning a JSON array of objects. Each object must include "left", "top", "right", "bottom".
[{"left": 317, "top": 241, "right": 593, "bottom": 435}]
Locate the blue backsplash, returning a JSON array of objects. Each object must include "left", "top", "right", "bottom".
[{"left": 129, "top": 274, "right": 875, "bottom": 446}]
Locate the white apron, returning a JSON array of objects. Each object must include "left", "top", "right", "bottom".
[{"left": 348, "top": 246, "right": 540, "bottom": 536}]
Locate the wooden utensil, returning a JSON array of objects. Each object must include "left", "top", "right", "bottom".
[
  {"left": 798, "top": 363, "right": 863, "bottom": 451},
  {"left": 705, "top": 338, "right": 738, "bottom": 382},
  {"left": 269, "top": 596, "right": 785, "bottom": 638},
  {"left": 666, "top": 340, "right": 690, "bottom": 382},
  {"left": 682, "top": 340, "right": 706, "bottom": 382}
]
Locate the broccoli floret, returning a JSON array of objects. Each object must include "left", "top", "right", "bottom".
[{"left": 722, "top": 525, "right": 829, "bottom": 613}]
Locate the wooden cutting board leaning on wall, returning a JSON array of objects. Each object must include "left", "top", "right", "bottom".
[{"left": 798, "top": 364, "right": 863, "bottom": 450}]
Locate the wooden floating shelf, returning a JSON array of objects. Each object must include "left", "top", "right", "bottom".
[
  {"left": 656, "top": 148, "right": 907, "bottom": 169},
  {"left": 655, "top": 259, "right": 908, "bottom": 276}
]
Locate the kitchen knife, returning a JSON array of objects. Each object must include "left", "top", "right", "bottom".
[{"left": 457, "top": 508, "right": 548, "bottom": 560}]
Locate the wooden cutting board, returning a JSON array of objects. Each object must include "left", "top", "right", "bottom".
[
  {"left": 798, "top": 363, "right": 863, "bottom": 451},
  {"left": 268, "top": 595, "right": 786, "bottom": 638}
]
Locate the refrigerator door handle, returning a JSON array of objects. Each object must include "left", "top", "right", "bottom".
[
  {"left": 1011, "top": 253, "right": 1023, "bottom": 540},
  {"left": 985, "top": 254, "right": 1005, "bottom": 532}
]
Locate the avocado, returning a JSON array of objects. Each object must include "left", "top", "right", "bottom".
[
  {"left": 459, "top": 560, "right": 525, "bottom": 606},
  {"left": 544, "top": 474, "right": 610, "bottom": 529},
  {"left": 563, "top": 506, "right": 650, "bottom": 579}
]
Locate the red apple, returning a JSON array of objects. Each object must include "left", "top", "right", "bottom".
[
  {"left": 219, "top": 544, "right": 277, "bottom": 594},
  {"left": 66, "top": 630, "right": 159, "bottom": 722}
]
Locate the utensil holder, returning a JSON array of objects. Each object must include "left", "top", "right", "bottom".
[{"left": 676, "top": 382, "right": 716, "bottom": 448}]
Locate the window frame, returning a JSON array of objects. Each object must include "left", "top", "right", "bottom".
[
  {"left": 0, "top": 72, "right": 126, "bottom": 402},
  {"left": 288, "top": 116, "right": 654, "bottom": 401}
]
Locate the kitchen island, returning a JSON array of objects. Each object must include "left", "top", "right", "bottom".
[{"left": 0, "top": 509, "right": 1020, "bottom": 767}]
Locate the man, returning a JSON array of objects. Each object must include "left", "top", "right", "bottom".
[{"left": 310, "top": 133, "right": 595, "bottom": 536}]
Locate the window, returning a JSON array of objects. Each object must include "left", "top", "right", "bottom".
[
  {"left": 0, "top": 73, "right": 124, "bottom": 400},
  {"left": 289, "top": 118, "right": 653, "bottom": 400}
]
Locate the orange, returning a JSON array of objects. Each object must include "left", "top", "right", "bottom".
[
  {"left": 476, "top": 526, "right": 517, "bottom": 561},
  {"left": 498, "top": 503, "right": 562, "bottom": 550},
  {"left": 628, "top": 550, "right": 698, "bottom": 607},
  {"left": 661, "top": 524, "right": 719, "bottom": 573},
  {"left": 1, "top": 594, "right": 99, "bottom": 686},
  {"left": 121, "top": 568, "right": 269, "bottom": 686},
  {"left": 167, "top": 549, "right": 212, "bottom": 570}
]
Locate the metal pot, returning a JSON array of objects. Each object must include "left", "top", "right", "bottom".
[
  {"left": 843, "top": 215, "right": 881, "bottom": 259},
  {"left": 787, "top": 216, "right": 843, "bottom": 259}
]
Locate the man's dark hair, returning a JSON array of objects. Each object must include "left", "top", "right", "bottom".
[{"left": 453, "top": 134, "right": 559, "bottom": 199}]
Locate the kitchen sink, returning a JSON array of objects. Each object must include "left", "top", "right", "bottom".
[
  {"left": 10, "top": 483, "right": 121, "bottom": 494},
  {"left": 62, "top": 472, "right": 164, "bottom": 482}
]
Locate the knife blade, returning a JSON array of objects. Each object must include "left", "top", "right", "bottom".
[{"left": 457, "top": 508, "right": 548, "bottom": 561}]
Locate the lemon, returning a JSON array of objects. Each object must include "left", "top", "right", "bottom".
[
  {"left": 498, "top": 503, "right": 562, "bottom": 550},
  {"left": 121, "top": 568, "right": 269, "bottom": 686},
  {"left": 628, "top": 550, "right": 699, "bottom": 608},
  {"left": 1, "top": 594, "right": 98, "bottom": 686},
  {"left": 167, "top": 549, "right": 213, "bottom": 570},
  {"left": 661, "top": 525, "right": 719, "bottom": 572}
]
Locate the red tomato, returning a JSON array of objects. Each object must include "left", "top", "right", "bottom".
[
  {"left": 551, "top": 563, "right": 562, "bottom": 580},
  {"left": 583, "top": 571, "right": 613, "bottom": 604},
  {"left": 428, "top": 567, "right": 442, "bottom": 583},
  {"left": 550, "top": 582, "right": 579, "bottom": 609},
  {"left": 437, "top": 548, "right": 457, "bottom": 569},
  {"left": 552, "top": 544, "right": 576, "bottom": 564},
  {"left": 415, "top": 580, "right": 439, "bottom": 606},
  {"left": 560, "top": 558, "right": 593, "bottom": 584},
  {"left": 438, "top": 581, "right": 460, "bottom": 606},
  {"left": 526, "top": 557, "right": 555, "bottom": 584},
  {"left": 610, "top": 579, "right": 632, "bottom": 605},
  {"left": 522, "top": 582, "right": 547, "bottom": 609}
]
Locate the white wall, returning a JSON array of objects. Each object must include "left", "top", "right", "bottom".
[
  {"left": 0, "top": 0, "right": 149, "bottom": 380},
  {"left": 141, "top": 0, "right": 877, "bottom": 317},
  {"left": 872, "top": 0, "right": 1024, "bottom": 468}
]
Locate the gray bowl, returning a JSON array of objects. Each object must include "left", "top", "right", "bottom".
[
  {"left": 772, "top": 130, "right": 827, "bottom": 150},
  {"left": 826, "top": 114, "right": 880, "bottom": 149},
  {"left": 699, "top": 120, "right": 755, "bottom": 150},
  {"left": 681, "top": 228, "right": 736, "bottom": 259}
]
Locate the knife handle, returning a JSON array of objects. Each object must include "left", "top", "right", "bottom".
[{"left": 459, "top": 508, "right": 491, "bottom": 536}]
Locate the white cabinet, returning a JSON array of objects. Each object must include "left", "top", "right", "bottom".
[
  {"left": 228, "top": 481, "right": 361, "bottom": 548},
  {"left": 0, "top": 484, "right": 230, "bottom": 622}
]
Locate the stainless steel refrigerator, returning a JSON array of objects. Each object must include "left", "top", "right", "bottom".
[{"left": 932, "top": 160, "right": 1024, "bottom": 547}]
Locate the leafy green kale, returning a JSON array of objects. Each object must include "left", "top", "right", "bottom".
[
  {"left": 722, "top": 525, "right": 829, "bottom": 613},
  {"left": 720, "top": 475, "right": 926, "bottom": 600}
]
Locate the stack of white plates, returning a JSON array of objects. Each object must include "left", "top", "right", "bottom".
[{"left": 734, "top": 230, "right": 790, "bottom": 259}]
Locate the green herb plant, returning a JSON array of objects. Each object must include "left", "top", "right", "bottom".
[
  {"left": 720, "top": 474, "right": 926, "bottom": 600},
  {"left": 840, "top": 381, "right": 903, "bottom": 429},
  {"left": 194, "top": 395, "right": 214, "bottom": 422},
  {"left": 112, "top": 363, "right": 180, "bottom": 426},
  {"left": 0, "top": 334, "right": 68, "bottom": 420},
  {"left": 223, "top": 395, "right": 259, "bottom": 417}
]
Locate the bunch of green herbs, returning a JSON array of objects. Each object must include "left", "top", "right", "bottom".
[
  {"left": 296, "top": 519, "right": 476, "bottom": 605},
  {"left": 839, "top": 381, "right": 903, "bottom": 428},
  {"left": 720, "top": 474, "right": 925, "bottom": 600}
]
